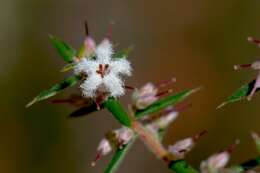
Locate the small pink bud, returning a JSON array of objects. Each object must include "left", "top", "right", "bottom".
[
  {"left": 84, "top": 37, "right": 96, "bottom": 58},
  {"left": 168, "top": 138, "right": 194, "bottom": 159},
  {"left": 168, "top": 130, "right": 206, "bottom": 159},
  {"left": 132, "top": 83, "right": 159, "bottom": 109},
  {"left": 156, "top": 110, "right": 179, "bottom": 128},
  {"left": 200, "top": 140, "right": 239, "bottom": 172},
  {"left": 115, "top": 127, "right": 134, "bottom": 145},
  {"left": 98, "top": 138, "right": 112, "bottom": 155},
  {"left": 200, "top": 152, "right": 230, "bottom": 173},
  {"left": 91, "top": 138, "right": 112, "bottom": 166},
  {"left": 84, "top": 37, "right": 96, "bottom": 50}
]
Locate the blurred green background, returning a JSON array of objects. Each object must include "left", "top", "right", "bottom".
[{"left": 1, "top": 0, "right": 260, "bottom": 172}]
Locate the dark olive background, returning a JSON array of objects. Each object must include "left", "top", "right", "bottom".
[{"left": 1, "top": 0, "right": 260, "bottom": 172}]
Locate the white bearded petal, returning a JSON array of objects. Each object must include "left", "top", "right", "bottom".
[
  {"left": 74, "top": 58, "right": 98, "bottom": 75},
  {"left": 80, "top": 74, "right": 102, "bottom": 98},
  {"left": 103, "top": 74, "right": 124, "bottom": 97},
  {"left": 96, "top": 39, "right": 113, "bottom": 63},
  {"left": 110, "top": 59, "right": 132, "bottom": 76}
]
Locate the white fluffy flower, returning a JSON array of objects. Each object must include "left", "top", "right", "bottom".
[{"left": 75, "top": 38, "right": 132, "bottom": 98}]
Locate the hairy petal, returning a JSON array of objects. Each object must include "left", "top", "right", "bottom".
[
  {"left": 110, "top": 59, "right": 132, "bottom": 76},
  {"left": 96, "top": 39, "right": 113, "bottom": 63},
  {"left": 103, "top": 74, "right": 124, "bottom": 97},
  {"left": 74, "top": 58, "right": 98, "bottom": 74},
  {"left": 80, "top": 74, "right": 102, "bottom": 97}
]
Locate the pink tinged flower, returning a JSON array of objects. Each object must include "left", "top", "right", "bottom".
[
  {"left": 144, "top": 109, "right": 179, "bottom": 138},
  {"left": 84, "top": 36, "right": 96, "bottom": 57},
  {"left": 91, "top": 138, "right": 112, "bottom": 167},
  {"left": 74, "top": 38, "right": 132, "bottom": 100},
  {"left": 168, "top": 130, "right": 207, "bottom": 159},
  {"left": 168, "top": 138, "right": 194, "bottom": 159},
  {"left": 115, "top": 127, "right": 134, "bottom": 147},
  {"left": 156, "top": 110, "right": 179, "bottom": 129},
  {"left": 132, "top": 78, "right": 176, "bottom": 110},
  {"left": 200, "top": 151, "right": 230, "bottom": 173},
  {"left": 234, "top": 61, "right": 260, "bottom": 100},
  {"left": 132, "top": 83, "right": 159, "bottom": 109},
  {"left": 200, "top": 140, "right": 239, "bottom": 173}
]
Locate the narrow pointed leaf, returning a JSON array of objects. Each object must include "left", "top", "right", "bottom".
[
  {"left": 26, "top": 75, "right": 82, "bottom": 107},
  {"left": 113, "top": 46, "right": 133, "bottom": 59},
  {"left": 103, "top": 98, "right": 132, "bottom": 127},
  {"left": 135, "top": 87, "right": 201, "bottom": 118},
  {"left": 104, "top": 136, "right": 137, "bottom": 173},
  {"left": 217, "top": 80, "right": 258, "bottom": 109},
  {"left": 69, "top": 103, "right": 100, "bottom": 118},
  {"left": 49, "top": 35, "right": 76, "bottom": 63},
  {"left": 60, "top": 63, "right": 76, "bottom": 72}
]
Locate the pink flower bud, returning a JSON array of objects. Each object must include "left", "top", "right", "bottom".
[
  {"left": 200, "top": 151, "right": 230, "bottom": 173},
  {"left": 84, "top": 36, "right": 96, "bottom": 57},
  {"left": 98, "top": 138, "right": 112, "bottom": 155},
  {"left": 132, "top": 83, "right": 158, "bottom": 109},
  {"left": 115, "top": 127, "right": 134, "bottom": 146},
  {"left": 91, "top": 138, "right": 112, "bottom": 167},
  {"left": 156, "top": 110, "right": 179, "bottom": 128},
  {"left": 168, "top": 138, "right": 194, "bottom": 159}
]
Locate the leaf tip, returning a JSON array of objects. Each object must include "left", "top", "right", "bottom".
[
  {"left": 48, "top": 34, "right": 54, "bottom": 39},
  {"left": 26, "top": 98, "right": 36, "bottom": 108},
  {"left": 216, "top": 102, "right": 227, "bottom": 109},
  {"left": 191, "top": 86, "right": 204, "bottom": 94}
]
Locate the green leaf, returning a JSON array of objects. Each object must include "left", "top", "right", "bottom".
[
  {"left": 60, "top": 63, "right": 76, "bottom": 72},
  {"left": 26, "top": 75, "right": 82, "bottom": 107},
  {"left": 104, "top": 136, "right": 137, "bottom": 173},
  {"left": 69, "top": 103, "right": 100, "bottom": 118},
  {"left": 135, "top": 87, "right": 201, "bottom": 118},
  {"left": 49, "top": 35, "right": 77, "bottom": 63},
  {"left": 217, "top": 80, "right": 257, "bottom": 109},
  {"left": 103, "top": 98, "right": 132, "bottom": 127},
  {"left": 169, "top": 160, "right": 199, "bottom": 173},
  {"left": 113, "top": 46, "right": 133, "bottom": 59}
]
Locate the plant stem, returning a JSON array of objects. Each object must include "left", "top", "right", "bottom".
[
  {"left": 131, "top": 120, "right": 170, "bottom": 160},
  {"left": 103, "top": 98, "right": 199, "bottom": 173}
]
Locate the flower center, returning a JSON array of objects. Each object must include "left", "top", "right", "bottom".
[{"left": 96, "top": 64, "right": 109, "bottom": 78}]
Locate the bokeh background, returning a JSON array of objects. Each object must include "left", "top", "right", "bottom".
[{"left": 1, "top": 0, "right": 260, "bottom": 172}]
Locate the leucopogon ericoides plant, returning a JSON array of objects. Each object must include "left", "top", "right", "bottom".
[{"left": 26, "top": 23, "right": 260, "bottom": 173}]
